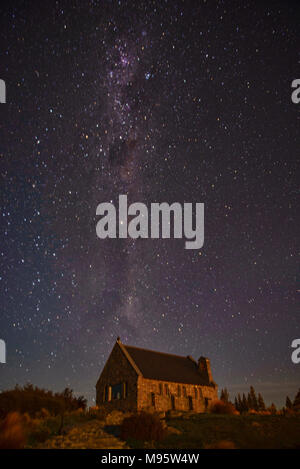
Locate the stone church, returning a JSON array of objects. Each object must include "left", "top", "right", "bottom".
[{"left": 96, "top": 338, "right": 218, "bottom": 412}]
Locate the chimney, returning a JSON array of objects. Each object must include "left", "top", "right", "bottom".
[{"left": 198, "top": 356, "right": 213, "bottom": 383}]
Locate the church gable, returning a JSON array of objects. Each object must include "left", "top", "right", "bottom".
[{"left": 96, "top": 339, "right": 139, "bottom": 410}]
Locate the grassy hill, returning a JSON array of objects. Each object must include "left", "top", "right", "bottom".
[
  {"left": 157, "top": 413, "right": 300, "bottom": 449},
  {"left": 2, "top": 409, "right": 299, "bottom": 449}
]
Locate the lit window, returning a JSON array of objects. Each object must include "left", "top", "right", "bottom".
[{"left": 123, "top": 382, "right": 128, "bottom": 399}]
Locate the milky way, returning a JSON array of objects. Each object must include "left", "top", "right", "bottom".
[{"left": 0, "top": 1, "right": 299, "bottom": 405}]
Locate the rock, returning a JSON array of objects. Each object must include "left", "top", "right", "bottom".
[
  {"left": 105, "top": 410, "right": 130, "bottom": 426},
  {"left": 105, "top": 410, "right": 124, "bottom": 425},
  {"left": 167, "top": 426, "right": 182, "bottom": 435},
  {"left": 161, "top": 420, "right": 168, "bottom": 430}
]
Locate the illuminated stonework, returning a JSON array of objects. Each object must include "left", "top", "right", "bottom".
[{"left": 96, "top": 338, "right": 217, "bottom": 413}]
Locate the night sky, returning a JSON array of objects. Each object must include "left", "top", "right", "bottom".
[{"left": 0, "top": 0, "right": 299, "bottom": 406}]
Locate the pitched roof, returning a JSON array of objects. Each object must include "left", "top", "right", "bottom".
[{"left": 121, "top": 342, "right": 211, "bottom": 386}]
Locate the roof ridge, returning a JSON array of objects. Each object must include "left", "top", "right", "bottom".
[
  {"left": 117, "top": 340, "right": 143, "bottom": 376},
  {"left": 124, "top": 343, "right": 194, "bottom": 361}
]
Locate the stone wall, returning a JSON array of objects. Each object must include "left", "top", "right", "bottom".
[
  {"left": 96, "top": 342, "right": 139, "bottom": 412},
  {"left": 137, "top": 377, "right": 218, "bottom": 413}
]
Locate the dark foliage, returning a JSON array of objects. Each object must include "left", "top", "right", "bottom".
[
  {"left": 285, "top": 396, "right": 293, "bottom": 409},
  {"left": 234, "top": 386, "right": 267, "bottom": 413},
  {"left": 0, "top": 384, "right": 87, "bottom": 418},
  {"left": 220, "top": 388, "right": 230, "bottom": 403},
  {"left": 247, "top": 386, "right": 258, "bottom": 411},
  {"left": 293, "top": 389, "right": 300, "bottom": 410},
  {"left": 209, "top": 399, "right": 237, "bottom": 415},
  {"left": 257, "top": 393, "right": 266, "bottom": 411},
  {"left": 120, "top": 411, "right": 166, "bottom": 442}
]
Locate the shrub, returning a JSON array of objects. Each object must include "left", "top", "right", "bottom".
[
  {"left": 121, "top": 411, "right": 166, "bottom": 442},
  {"left": 0, "top": 385, "right": 87, "bottom": 418},
  {"left": 87, "top": 406, "right": 109, "bottom": 421},
  {"left": 209, "top": 399, "right": 238, "bottom": 415},
  {"left": 28, "top": 426, "right": 52, "bottom": 444},
  {"left": 35, "top": 408, "right": 51, "bottom": 419},
  {"left": 0, "top": 412, "right": 25, "bottom": 449}
]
